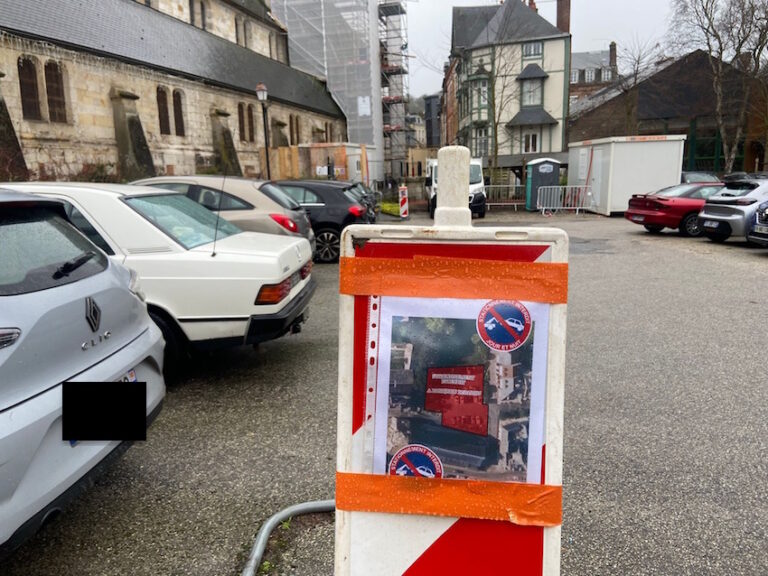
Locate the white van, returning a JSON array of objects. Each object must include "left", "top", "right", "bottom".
[{"left": 427, "top": 157, "right": 486, "bottom": 218}]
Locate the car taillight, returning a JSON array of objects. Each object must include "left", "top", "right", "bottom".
[
  {"left": 735, "top": 198, "right": 757, "bottom": 206},
  {"left": 645, "top": 200, "right": 664, "bottom": 210},
  {"left": 255, "top": 278, "right": 292, "bottom": 305},
  {"left": 349, "top": 205, "right": 366, "bottom": 218},
  {"left": 270, "top": 213, "right": 299, "bottom": 233},
  {"left": 300, "top": 260, "right": 313, "bottom": 279}
]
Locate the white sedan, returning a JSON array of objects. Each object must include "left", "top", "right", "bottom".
[{"left": 1, "top": 183, "right": 315, "bottom": 370}]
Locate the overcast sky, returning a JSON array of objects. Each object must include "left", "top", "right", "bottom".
[{"left": 408, "top": 0, "right": 673, "bottom": 96}]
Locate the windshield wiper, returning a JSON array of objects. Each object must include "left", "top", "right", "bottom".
[{"left": 53, "top": 251, "right": 96, "bottom": 279}]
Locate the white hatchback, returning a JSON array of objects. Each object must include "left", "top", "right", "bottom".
[{"left": 1, "top": 183, "right": 315, "bottom": 370}]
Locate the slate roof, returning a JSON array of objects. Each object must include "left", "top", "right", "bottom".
[
  {"left": 506, "top": 107, "right": 557, "bottom": 127},
  {"left": 517, "top": 63, "right": 549, "bottom": 80},
  {"left": 0, "top": 0, "right": 343, "bottom": 118},
  {"left": 459, "top": 0, "right": 567, "bottom": 52},
  {"left": 451, "top": 5, "right": 498, "bottom": 54},
  {"left": 571, "top": 50, "right": 611, "bottom": 71}
]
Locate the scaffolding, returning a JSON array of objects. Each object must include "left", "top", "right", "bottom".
[
  {"left": 271, "top": 0, "right": 385, "bottom": 183},
  {"left": 378, "top": 0, "right": 408, "bottom": 180}
]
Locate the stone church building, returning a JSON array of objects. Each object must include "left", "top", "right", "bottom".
[{"left": 0, "top": 0, "right": 347, "bottom": 181}]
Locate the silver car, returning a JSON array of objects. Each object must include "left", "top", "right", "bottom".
[
  {"left": 0, "top": 190, "right": 165, "bottom": 556},
  {"left": 697, "top": 179, "right": 768, "bottom": 242},
  {"left": 131, "top": 175, "right": 315, "bottom": 252}
]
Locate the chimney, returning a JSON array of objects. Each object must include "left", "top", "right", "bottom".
[
  {"left": 528, "top": 0, "right": 538, "bottom": 12},
  {"left": 556, "top": 0, "right": 570, "bottom": 33},
  {"left": 609, "top": 42, "right": 617, "bottom": 69}
]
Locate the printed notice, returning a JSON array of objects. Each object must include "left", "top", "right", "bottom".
[{"left": 373, "top": 297, "right": 549, "bottom": 483}]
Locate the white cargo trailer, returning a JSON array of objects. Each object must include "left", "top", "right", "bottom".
[{"left": 567, "top": 135, "right": 686, "bottom": 216}]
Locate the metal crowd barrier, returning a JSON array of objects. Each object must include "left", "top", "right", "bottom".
[
  {"left": 484, "top": 185, "right": 526, "bottom": 211},
  {"left": 536, "top": 185, "right": 596, "bottom": 214}
]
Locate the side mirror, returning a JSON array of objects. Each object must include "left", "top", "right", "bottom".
[{"left": 425, "top": 177, "right": 433, "bottom": 187}]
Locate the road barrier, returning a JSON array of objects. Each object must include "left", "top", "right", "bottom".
[
  {"left": 398, "top": 185, "right": 409, "bottom": 219},
  {"left": 336, "top": 146, "right": 569, "bottom": 575},
  {"left": 484, "top": 184, "right": 526, "bottom": 210},
  {"left": 536, "top": 185, "right": 596, "bottom": 214}
]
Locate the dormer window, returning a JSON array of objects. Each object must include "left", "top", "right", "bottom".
[
  {"left": 585, "top": 68, "right": 595, "bottom": 83},
  {"left": 570, "top": 69, "right": 579, "bottom": 84}
]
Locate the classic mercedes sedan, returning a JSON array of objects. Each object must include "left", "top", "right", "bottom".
[{"left": 0, "top": 183, "right": 315, "bottom": 373}]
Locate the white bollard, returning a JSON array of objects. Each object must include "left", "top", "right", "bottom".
[{"left": 434, "top": 145, "right": 472, "bottom": 227}]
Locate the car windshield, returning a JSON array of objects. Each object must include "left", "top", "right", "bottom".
[
  {"left": 0, "top": 206, "right": 107, "bottom": 296},
  {"left": 259, "top": 183, "right": 301, "bottom": 210},
  {"left": 717, "top": 182, "right": 759, "bottom": 197},
  {"left": 125, "top": 194, "right": 241, "bottom": 249},
  {"left": 684, "top": 172, "right": 718, "bottom": 183},
  {"left": 654, "top": 184, "right": 700, "bottom": 198},
  {"left": 345, "top": 185, "right": 365, "bottom": 202},
  {"left": 469, "top": 164, "right": 483, "bottom": 185}
]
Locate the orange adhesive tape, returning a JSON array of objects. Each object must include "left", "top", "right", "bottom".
[
  {"left": 339, "top": 256, "right": 568, "bottom": 303},
  {"left": 335, "top": 471, "right": 562, "bottom": 527}
]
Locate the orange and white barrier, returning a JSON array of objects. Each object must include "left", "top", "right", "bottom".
[
  {"left": 336, "top": 146, "right": 569, "bottom": 575},
  {"left": 398, "top": 185, "right": 409, "bottom": 219}
]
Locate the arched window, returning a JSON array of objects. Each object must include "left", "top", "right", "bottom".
[
  {"left": 157, "top": 87, "right": 170, "bottom": 135},
  {"left": 247, "top": 104, "right": 255, "bottom": 143},
  {"left": 417, "top": 161, "right": 422, "bottom": 176},
  {"left": 238, "top": 102, "right": 246, "bottom": 142},
  {"left": 45, "top": 61, "right": 67, "bottom": 123},
  {"left": 173, "top": 90, "right": 185, "bottom": 137},
  {"left": 17, "top": 57, "right": 41, "bottom": 120}
]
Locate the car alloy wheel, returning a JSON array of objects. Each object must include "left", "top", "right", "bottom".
[
  {"left": 680, "top": 213, "right": 701, "bottom": 237},
  {"left": 315, "top": 229, "right": 341, "bottom": 263}
]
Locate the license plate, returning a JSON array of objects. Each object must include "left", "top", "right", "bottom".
[
  {"left": 119, "top": 368, "right": 138, "bottom": 383},
  {"left": 755, "top": 225, "right": 768, "bottom": 234},
  {"left": 69, "top": 368, "right": 137, "bottom": 446},
  {"left": 630, "top": 215, "right": 645, "bottom": 222},
  {"left": 703, "top": 220, "right": 719, "bottom": 228}
]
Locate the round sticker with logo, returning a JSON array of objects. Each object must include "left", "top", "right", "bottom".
[
  {"left": 389, "top": 444, "right": 443, "bottom": 478},
  {"left": 477, "top": 299, "right": 532, "bottom": 351}
]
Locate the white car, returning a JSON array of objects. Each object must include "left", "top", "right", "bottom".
[{"left": 0, "top": 183, "right": 315, "bottom": 371}]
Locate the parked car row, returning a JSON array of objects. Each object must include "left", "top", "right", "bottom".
[
  {"left": 625, "top": 177, "right": 768, "bottom": 244},
  {"left": 0, "top": 172, "right": 377, "bottom": 557}
]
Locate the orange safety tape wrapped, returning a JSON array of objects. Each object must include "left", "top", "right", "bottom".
[
  {"left": 335, "top": 472, "right": 562, "bottom": 527},
  {"left": 339, "top": 256, "right": 568, "bottom": 303}
]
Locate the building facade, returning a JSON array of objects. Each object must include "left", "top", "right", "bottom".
[
  {"left": 569, "top": 43, "right": 617, "bottom": 103},
  {"left": 445, "top": 0, "right": 571, "bottom": 180},
  {"left": 0, "top": 0, "right": 346, "bottom": 181},
  {"left": 568, "top": 50, "right": 764, "bottom": 173}
]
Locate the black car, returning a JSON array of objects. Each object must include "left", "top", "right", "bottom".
[{"left": 276, "top": 180, "right": 368, "bottom": 263}]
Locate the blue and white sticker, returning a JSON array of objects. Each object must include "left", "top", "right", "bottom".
[
  {"left": 388, "top": 444, "right": 443, "bottom": 478},
  {"left": 477, "top": 300, "right": 532, "bottom": 352}
]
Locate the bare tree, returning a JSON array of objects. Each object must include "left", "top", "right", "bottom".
[
  {"left": 615, "top": 37, "right": 664, "bottom": 134},
  {"left": 671, "top": 0, "right": 768, "bottom": 172}
]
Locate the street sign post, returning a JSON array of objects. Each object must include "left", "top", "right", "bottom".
[{"left": 335, "top": 146, "right": 568, "bottom": 575}]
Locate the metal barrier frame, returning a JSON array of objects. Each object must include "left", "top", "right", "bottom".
[{"left": 536, "top": 186, "right": 596, "bottom": 215}]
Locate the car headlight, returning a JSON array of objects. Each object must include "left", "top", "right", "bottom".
[{"left": 128, "top": 268, "right": 146, "bottom": 302}]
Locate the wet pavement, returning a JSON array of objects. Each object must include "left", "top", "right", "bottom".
[{"left": 3, "top": 210, "right": 767, "bottom": 575}]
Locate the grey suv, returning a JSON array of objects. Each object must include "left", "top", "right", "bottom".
[{"left": 0, "top": 190, "right": 165, "bottom": 557}]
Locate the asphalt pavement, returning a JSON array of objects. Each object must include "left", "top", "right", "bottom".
[{"left": 3, "top": 209, "right": 767, "bottom": 575}]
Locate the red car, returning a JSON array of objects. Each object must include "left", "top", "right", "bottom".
[{"left": 625, "top": 182, "right": 724, "bottom": 236}]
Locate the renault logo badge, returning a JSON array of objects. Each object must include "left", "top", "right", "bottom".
[{"left": 85, "top": 297, "right": 101, "bottom": 333}]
